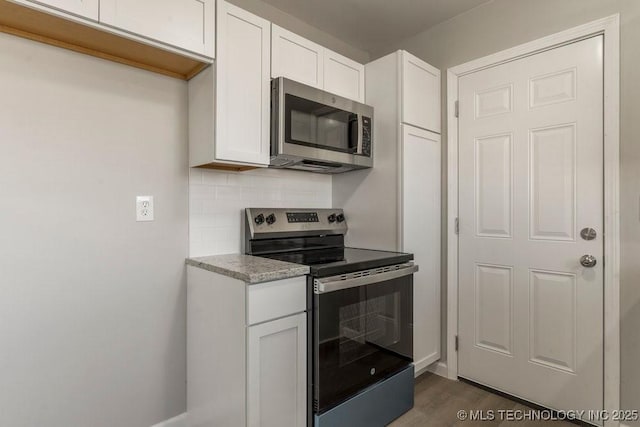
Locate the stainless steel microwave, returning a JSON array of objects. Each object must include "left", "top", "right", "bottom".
[{"left": 270, "top": 77, "right": 373, "bottom": 173}]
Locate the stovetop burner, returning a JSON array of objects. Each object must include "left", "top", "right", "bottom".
[
  {"left": 259, "top": 247, "right": 413, "bottom": 277},
  {"left": 245, "top": 208, "right": 413, "bottom": 277}
]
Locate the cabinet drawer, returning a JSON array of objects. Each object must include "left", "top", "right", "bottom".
[{"left": 247, "top": 277, "right": 306, "bottom": 325}]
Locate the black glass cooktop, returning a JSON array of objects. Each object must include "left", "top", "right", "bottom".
[{"left": 259, "top": 247, "right": 413, "bottom": 278}]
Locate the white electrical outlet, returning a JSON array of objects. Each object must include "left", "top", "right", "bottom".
[{"left": 136, "top": 196, "right": 154, "bottom": 221}]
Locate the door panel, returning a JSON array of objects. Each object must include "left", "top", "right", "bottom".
[
  {"left": 475, "top": 264, "right": 513, "bottom": 355},
  {"left": 475, "top": 133, "right": 512, "bottom": 238},
  {"left": 458, "top": 36, "right": 603, "bottom": 416},
  {"left": 529, "top": 123, "right": 576, "bottom": 240},
  {"left": 529, "top": 270, "right": 577, "bottom": 373}
]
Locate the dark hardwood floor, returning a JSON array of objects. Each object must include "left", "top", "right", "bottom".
[{"left": 390, "top": 373, "right": 576, "bottom": 426}]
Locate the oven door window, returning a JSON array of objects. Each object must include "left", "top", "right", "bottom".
[
  {"left": 285, "top": 94, "right": 358, "bottom": 153},
  {"left": 314, "top": 275, "right": 413, "bottom": 413}
]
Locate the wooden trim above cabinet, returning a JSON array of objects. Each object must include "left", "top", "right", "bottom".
[
  {"left": 0, "top": 0, "right": 211, "bottom": 80},
  {"left": 196, "top": 163, "right": 260, "bottom": 172}
]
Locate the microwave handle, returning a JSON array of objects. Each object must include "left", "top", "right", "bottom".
[{"left": 356, "top": 114, "right": 364, "bottom": 155}]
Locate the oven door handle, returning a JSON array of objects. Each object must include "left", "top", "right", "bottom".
[{"left": 313, "top": 263, "right": 418, "bottom": 294}]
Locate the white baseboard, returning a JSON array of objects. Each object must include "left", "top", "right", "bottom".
[
  {"left": 151, "top": 413, "right": 188, "bottom": 427},
  {"left": 414, "top": 354, "right": 440, "bottom": 376},
  {"left": 426, "top": 361, "right": 449, "bottom": 378},
  {"left": 414, "top": 358, "right": 448, "bottom": 378}
]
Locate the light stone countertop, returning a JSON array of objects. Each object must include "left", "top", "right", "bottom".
[{"left": 186, "top": 254, "right": 309, "bottom": 284}]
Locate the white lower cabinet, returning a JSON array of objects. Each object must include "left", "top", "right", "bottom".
[
  {"left": 247, "top": 313, "right": 307, "bottom": 427},
  {"left": 187, "top": 266, "right": 307, "bottom": 427}
]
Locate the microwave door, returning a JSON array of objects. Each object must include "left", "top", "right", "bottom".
[{"left": 285, "top": 94, "right": 357, "bottom": 154}]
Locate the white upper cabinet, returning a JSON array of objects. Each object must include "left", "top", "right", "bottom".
[
  {"left": 271, "top": 25, "right": 365, "bottom": 102},
  {"left": 215, "top": 0, "right": 271, "bottom": 165},
  {"left": 29, "top": 0, "right": 99, "bottom": 20},
  {"left": 100, "top": 0, "right": 215, "bottom": 57},
  {"left": 401, "top": 51, "right": 440, "bottom": 133},
  {"left": 323, "top": 49, "right": 365, "bottom": 102},
  {"left": 271, "top": 24, "right": 323, "bottom": 89}
]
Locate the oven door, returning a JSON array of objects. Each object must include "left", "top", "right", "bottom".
[{"left": 313, "top": 263, "right": 416, "bottom": 413}]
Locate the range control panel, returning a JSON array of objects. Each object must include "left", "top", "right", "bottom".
[
  {"left": 287, "top": 212, "right": 319, "bottom": 223},
  {"left": 246, "top": 208, "right": 347, "bottom": 238}
]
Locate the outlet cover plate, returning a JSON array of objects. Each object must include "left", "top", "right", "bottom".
[{"left": 136, "top": 196, "right": 154, "bottom": 221}]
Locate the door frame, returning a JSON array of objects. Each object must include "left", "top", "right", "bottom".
[{"left": 446, "top": 14, "right": 620, "bottom": 424}]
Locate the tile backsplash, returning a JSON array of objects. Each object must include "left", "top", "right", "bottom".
[{"left": 189, "top": 168, "right": 332, "bottom": 256}]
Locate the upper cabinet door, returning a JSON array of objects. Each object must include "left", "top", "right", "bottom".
[
  {"left": 401, "top": 51, "right": 441, "bottom": 133},
  {"left": 323, "top": 49, "right": 365, "bottom": 102},
  {"left": 99, "top": 0, "right": 215, "bottom": 57},
  {"left": 215, "top": 1, "right": 271, "bottom": 166},
  {"left": 271, "top": 24, "right": 323, "bottom": 89},
  {"left": 30, "top": 0, "right": 99, "bottom": 20}
]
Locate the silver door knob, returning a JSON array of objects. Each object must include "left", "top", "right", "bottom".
[{"left": 580, "top": 255, "right": 597, "bottom": 268}]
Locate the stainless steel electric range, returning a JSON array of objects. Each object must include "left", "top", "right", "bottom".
[{"left": 245, "top": 208, "right": 416, "bottom": 427}]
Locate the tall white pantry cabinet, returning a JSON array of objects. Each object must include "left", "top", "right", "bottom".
[{"left": 337, "top": 50, "right": 441, "bottom": 374}]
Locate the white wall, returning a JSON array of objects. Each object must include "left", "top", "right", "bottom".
[
  {"left": 372, "top": 0, "right": 640, "bottom": 418},
  {"left": 190, "top": 168, "right": 331, "bottom": 256},
  {"left": 0, "top": 34, "right": 188, "bottom": 427}
]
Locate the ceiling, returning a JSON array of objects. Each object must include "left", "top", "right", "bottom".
[{"left": 260, "top": 0, "right": 492, "bottom": 55}]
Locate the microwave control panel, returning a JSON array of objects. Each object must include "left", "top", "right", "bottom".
[{"left": 362, "top": 116, "right": 372, "bottom": 157}]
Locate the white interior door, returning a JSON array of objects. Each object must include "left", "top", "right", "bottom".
[{"left": 458, "top": 36, "right": 603, "bottom": 415}]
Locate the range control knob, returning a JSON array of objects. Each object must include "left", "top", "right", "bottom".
[
  {"left": 327, "top": 214, "right": 337, "bottom": 223},
  {"left": 336, "top": 213, "right": 345, "bottom": 223},
  {"left": 254, "top": 214, "right": 265, "bottom": 225},
  {"left": 266, "top": 213, "right": 276, "bottom": 225}
]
